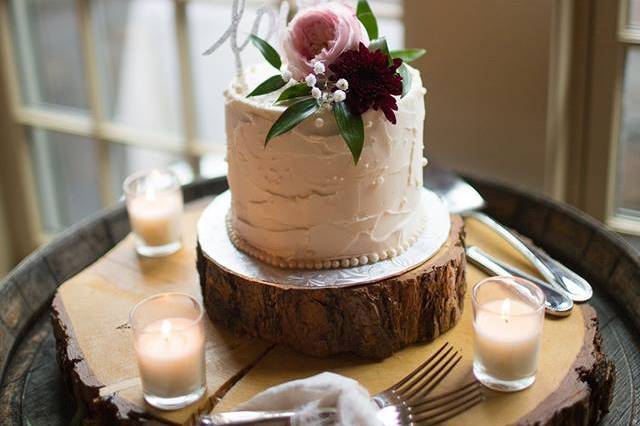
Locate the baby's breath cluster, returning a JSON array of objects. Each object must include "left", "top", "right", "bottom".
[{"left": 281, "top": 60, "right": 349, "bottom": 112}]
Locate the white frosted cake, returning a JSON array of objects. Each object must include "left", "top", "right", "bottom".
[
  {"left": 207, "top": 0, "right": 429, "bottom": 269},
  {"left": 224, "top": 64, "right": 427, "bottom": 269}
]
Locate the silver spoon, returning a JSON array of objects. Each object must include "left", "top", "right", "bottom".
[
  {"left": 466, "top": 246, "right": 574, "bottom": 317},
  {"left": 466, "top": 212, "right": 592, "bottom": 302},
  {"left": 424, "top": 164, "right": 592, "bottom": 302}
]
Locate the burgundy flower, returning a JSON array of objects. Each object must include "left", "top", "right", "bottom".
[{"left": 329, "top": 42, "right": 403, "bottom": 124}]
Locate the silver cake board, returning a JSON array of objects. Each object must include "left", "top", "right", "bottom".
[{"left": 197, "top": 188, "right": 451, "bottom": 289}]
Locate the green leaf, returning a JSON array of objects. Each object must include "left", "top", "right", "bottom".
[
  {"left": 369, "top": 37, "right": 389, "bottom": 56},
  {"left": 369, "top": 37, "right": 392, "bottom": 66},
  {"left": 358, "top": 12, "right": 378, "bottom": 41},
  {"left": 398, "top": 63, "right": 411, "bottom": 98},
  {"left": 247, "top": 75, "right": 287, "bottom": 97},
  {"left": 390, "top": 48, "right": 427, "bottom": 63},
  {"left": 356, "top": 1, "right": 379, "bottom": 40},
  {"left": 250, "top": 34, "right": 282, "bottom": 70},
  {"left": 334, "top": 102, "right": 365, "bottom": 164},
  {"left": 265, "top": 98, "right": 320, "bottom": 145},
  {"left": 275, "top": 83, "right": 312, "bottom": 105}
]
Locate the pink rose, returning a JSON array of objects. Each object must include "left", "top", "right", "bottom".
[{"left": 282, "top": 3, "right": 369, "bottom": 81}]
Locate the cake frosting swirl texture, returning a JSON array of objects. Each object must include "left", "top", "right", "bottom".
[{"left": 225, "top": 64, "right": 426, "bottom": 268}]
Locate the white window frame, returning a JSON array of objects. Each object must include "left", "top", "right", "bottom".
[
  {"left": 593, "top": 0, "right": 640, "bottom": 235},
  {"left": 607, "top": 0, "right": 640, "bottom": 234},
  {"left": 558, "top": 0, "right": 640, "bottom": 237}
]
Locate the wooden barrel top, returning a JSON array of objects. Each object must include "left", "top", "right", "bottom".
[{"left": 0, "top": 175, "right": 638, "bottom": 425}]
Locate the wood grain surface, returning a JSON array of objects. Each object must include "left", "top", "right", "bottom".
[{"left": 48, "top": 196, "right": 613, "bottom": 425}]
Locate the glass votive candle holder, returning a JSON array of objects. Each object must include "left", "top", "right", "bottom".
[
  {"left": 123, "top": 169, "right": 183, "bottom": 257},
  {"left": 129, "top": 292, "right": 206, "bottom": 410},
  {"left": 472, "top": 276, "right": 545, "bottom": 392}
]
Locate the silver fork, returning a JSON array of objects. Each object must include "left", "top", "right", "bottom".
[
  {"left": 372, "top": 342, "right": 463, "bottom": 408},
  {"left": 378, "top": 380, "right": 485, "bottom": 426},
  {"left": 200, "top": 343, "right": 474, "bottom": 425}
]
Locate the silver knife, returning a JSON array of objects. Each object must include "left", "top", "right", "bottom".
[
  {"left": 424, "top": 163, "right": 592, "bottom": 302},
  {"left": 199, "top": 409, "right": 335, "bottom": 425},
  {"left": 466, "top": 246, "right": 573, "bottom": 316}
]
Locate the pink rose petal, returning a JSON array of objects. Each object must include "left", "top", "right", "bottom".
[{"left": 282, "top": 3, "right": 369, "bottom": 81}]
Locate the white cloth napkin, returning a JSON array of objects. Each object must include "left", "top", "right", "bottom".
[{"left": 235, "top": 372, "right": 383, "bottom": 426}]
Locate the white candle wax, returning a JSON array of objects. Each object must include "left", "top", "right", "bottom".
[
  {"left": 134, "top": 317, "right": 205, "bottom": 398},
  {"left": 473, "top": 299, "right": 543, "bottom": 381},
  {"left": 128, "top": 192, "right": 182, "bottom": 247}
]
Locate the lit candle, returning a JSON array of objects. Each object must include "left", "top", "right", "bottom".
[
  {"left": 472, "top": 276, "right": 545, "bottom": 392},
  {"left": 130, "top": 293, "right": 206, "bottom": 410},
  {"left": 124, "top": 169, "right": 183, "bottom": 257}
]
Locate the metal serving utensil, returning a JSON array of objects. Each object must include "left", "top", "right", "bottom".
[
  {"left": 466, "top": 246, "right": 573, "bottom": 317},
  {"left": 424, "top": 163, "right": 592, "bottom": 302},
  {"left": 199, "top": 343, "right": 483, "bottom": 425}
]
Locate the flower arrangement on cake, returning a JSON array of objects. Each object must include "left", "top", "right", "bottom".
[{"left": 246, "top": 0, "right": 425, "bottom": 163}]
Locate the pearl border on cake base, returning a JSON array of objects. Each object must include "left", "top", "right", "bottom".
[
  {"left": 197, "top": 189, "right": 451, "bottom": 289},
  {"left": 225, "top": 212, "right": 426, "bottom": 270}
]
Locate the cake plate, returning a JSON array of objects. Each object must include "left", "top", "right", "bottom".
[
  {"left": 197, "top": 188, "right": 467, "bottom": 359},
  {"left": 197, "top": 188, "right": 451, "bottom": 289}
]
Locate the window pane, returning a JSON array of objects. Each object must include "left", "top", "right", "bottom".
[
  {"left": 27, "top": 129, "right": 102, "bottom": 233},
  {"left": 629, "top": 0, "right": 640, "bottom": 29},
  {"left": 92, "top": 0, "right": 184, "bottom": 138},
  {"left": 373, "top": 1, "right": 404, "bottom": 49},
  {"left": 28, "top": 130, "right": 196, "bottom": 233},
  {"left": 200, "top": 154, "right": 228, "bottom": 179},
  {"left": 10, "top": 0, "right": 88, "bottom": 112},
  {"left": 109, "top": 144, "right": 193, "bottom": 199},
  {"left": 188, "top": 1, "right": 270, "bottom": 146},
  {"left": 615, "top": 47, "right": 640, "bottom": 217}
]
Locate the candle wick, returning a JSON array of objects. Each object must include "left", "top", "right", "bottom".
[{"left": 500, "top": 299, "right": 511, "bottom": 323}]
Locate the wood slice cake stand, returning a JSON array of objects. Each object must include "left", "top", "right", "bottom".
[
  {"left": 197, "top": 211, "right": 466, "bottom": 359},
  {"left": 50, "top": 197, "right": 614, "bottom": 425}
]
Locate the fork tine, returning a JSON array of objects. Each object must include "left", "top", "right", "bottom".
[
  {"left": 411, "top": 381, "right": 482, "bottom": 414},
  {"left": 384, "top": 342, "right": 451, "bottom": 394},
  {"left": 394, "top": 345, "right": 456, "bottom": 399},
  {"left": 417, "top": 381, "right": 481, "bottom": 404},
  {"left": 403, "top": 350, "right": 462, "bottom": 401},
  {"left": 413, "top": 392, "right": 485, "bottom": 425}
]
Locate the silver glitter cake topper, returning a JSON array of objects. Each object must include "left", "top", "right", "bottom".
[{"left": 203, "top": 0, "right": 289, "bottom": 80}]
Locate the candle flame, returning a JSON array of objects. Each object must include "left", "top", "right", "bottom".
[
  {"left": 145, "top": 186, "right": 157, "bottom": 201},
  {"left": 500, "top": 299, "right": 511, "bottom": 321},
  {"left": 145, "top": 170, "right": 162, "bottom": 201},
  {"left": 161, "top": 319, "right": 172, "bottom": 338}
]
